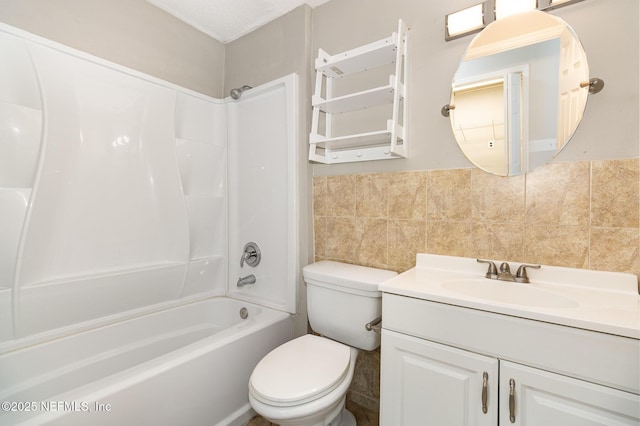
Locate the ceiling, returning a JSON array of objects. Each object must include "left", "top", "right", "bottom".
[{"left": 147, "top": 0, "right": 330, "bottom": 43}]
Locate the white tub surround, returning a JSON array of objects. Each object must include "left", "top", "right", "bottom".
[
  {"left": 0, "top": 23, "right": 300, "bottom": 425},
  {"left": 227, "top": 75, "right": 299, "bottom": 314},
  {"left": 0, "top": 23, "right": 228, "bottom": 346}
]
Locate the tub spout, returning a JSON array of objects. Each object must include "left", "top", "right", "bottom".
[{"left": 237, "top": 274, "right": 256, "bottom": 287}]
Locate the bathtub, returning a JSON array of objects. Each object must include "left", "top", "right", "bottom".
[{"left": 0, "top": 297, "right": 293, "bottom": 425}]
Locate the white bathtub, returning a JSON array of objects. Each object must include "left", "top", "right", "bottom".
[{"left": 0, "top": 297, "right": 293, "bottom": 425}]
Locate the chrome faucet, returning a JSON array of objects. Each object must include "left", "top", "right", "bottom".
[
  {"left": 237, "top": 274, "right": 256, "bottom": 287},
  {"left": 477, "top": 259, "right": 540, "bottom": 283}
]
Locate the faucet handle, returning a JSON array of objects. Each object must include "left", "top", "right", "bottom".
[
  {"left": 240, "top": 242, "right": 261, "bottom": 268},
  {"left": 515, "top": 264, "right": 541, "bottom": 283},
  {"left": 477, "top": 259, "right": 498, "bottom": 279}
]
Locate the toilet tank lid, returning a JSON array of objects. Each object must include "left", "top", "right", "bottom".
[{"left": 303, "top": 261, "right": 397, "bottom": 292}]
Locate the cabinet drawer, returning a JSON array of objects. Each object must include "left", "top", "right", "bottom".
[{"left": 382, "top": 293, "right": 640, "bottom": 394}]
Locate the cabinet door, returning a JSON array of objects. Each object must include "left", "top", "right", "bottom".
[
  {"left": 381, "top": 329, "right": 498, "bottom": 426},
  {"left": 500, "top": 361, "right": 640, "bottom": 425}
]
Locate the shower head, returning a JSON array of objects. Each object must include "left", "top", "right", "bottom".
[{"left": 230, "top": 85, "right": 252, "bottom": 100}]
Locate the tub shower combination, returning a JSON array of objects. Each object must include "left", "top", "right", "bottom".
[{"left": 0, "top": 24, "right": 298, "bottom": 425}]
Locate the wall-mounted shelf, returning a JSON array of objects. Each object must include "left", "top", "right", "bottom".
[
  {"left": 312, "top": 81, "right": 396, "bottom": 114},
  {"left": 309, "top": 19, "right": 408, "bottom": 164}
]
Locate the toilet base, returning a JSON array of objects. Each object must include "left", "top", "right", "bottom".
[
  {"left": 250, "top": 395, "right": 356, "bottom": 426},
  {"left": 329, "top": 407, "right": 356, "bottom": 426}
]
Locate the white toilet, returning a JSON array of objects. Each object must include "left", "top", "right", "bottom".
[{"left": 248, "top": 260, "right": 397, "bottom": 426}]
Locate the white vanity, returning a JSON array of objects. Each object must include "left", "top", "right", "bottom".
[{"left": 379, "top": 254, "right": 640, "bottom": 425}]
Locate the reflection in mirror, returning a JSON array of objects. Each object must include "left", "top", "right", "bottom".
[{"left": 449, "top": 10, "right": 590, "bottom": 176}]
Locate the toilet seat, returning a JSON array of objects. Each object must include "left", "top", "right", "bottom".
[{"left": 249, "top": 334, "right": 351, "bottom": 407}]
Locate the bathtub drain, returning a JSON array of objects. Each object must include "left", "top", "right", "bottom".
[{"left": 239, "top": 307, "right": 249, "bottom": 319}]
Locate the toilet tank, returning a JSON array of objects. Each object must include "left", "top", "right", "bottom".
[{"left": 303, "top": 261, "right": 397, "bottom": 351}]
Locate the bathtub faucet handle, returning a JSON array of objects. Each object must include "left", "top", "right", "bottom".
[{"left": 240, "top": 242, "right": 261, "bottom": 267}]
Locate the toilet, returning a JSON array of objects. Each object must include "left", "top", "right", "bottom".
[{"left": 248, "top": 260, "right": 397, "bottom": 426}]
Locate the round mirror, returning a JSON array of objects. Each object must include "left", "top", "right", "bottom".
[{"left": 449, "top": 10, "right": 590, "bottom": 176}]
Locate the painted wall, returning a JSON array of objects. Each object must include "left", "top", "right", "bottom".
[
  {"left": 0, "top": 0, "right": 225, "bottom": 97},
  {"left": 311, "top": 0, "right": 639, "bottom": 176}
]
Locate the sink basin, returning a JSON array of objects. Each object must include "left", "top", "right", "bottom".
[{"left": 440, "top": 279, "right": 579, "bottom": 309}]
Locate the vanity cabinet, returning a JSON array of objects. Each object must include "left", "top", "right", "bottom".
[{"left": 380, "top": 294, "right": 640, "bottom": 425}]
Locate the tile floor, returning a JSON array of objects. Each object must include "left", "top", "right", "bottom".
[{"left": 243, "top": 399, "right": 379, "bottom": 425}]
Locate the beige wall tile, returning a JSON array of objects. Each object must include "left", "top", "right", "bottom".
[
  {"left": 427, "top": 169, "right": 471, "bottom": 221},
  {"left": 590, "top": 227, "right": 640, "bottom": 276},
  {"left": 526, "top": 162, "right": 590, "bottom": 225},
  {"left": 313, "top": 216, "right": 327, "bottom": 258},
  {"left": 355, "top": 218, "right": 388, "bottom": 267},
  {"left": 349, "top": 348, "right": 381, "bottom": 410},
  {"left": 471, "top": 222, "right": 524, "bottom": 262},
  {"left": 313, "top": 176, "right": 327, "bottom": 217},
  {"left": 591, "top": 159, "right": 640, "bottom": 228},
  {"left": 524, "top": 225, "right": 589, "bottom": 268},
  {"left": 327, "top": 175, "right": 356, "bottom": 217},
  {"left": 325, "top": 217, "right": 356, "bottom": 262},
  {"left": 426, "top": 221, "right": 472, "bottom": 257},
  {"left": 313, "top": 158, "right": 639, "bottom": 281},
  {"left": 388, "top": 220, "right": 426, "bottom": 272},
  {"left": 388, "top": 171, "right": 427, "bottom": 221},
  {"left": 356, "top": 173, "right": 389, "bottom": 219},
  {"left": 471, "top": 170, "right": 525, "bottom": 223}
]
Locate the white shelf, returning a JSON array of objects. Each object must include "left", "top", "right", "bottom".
[
  {"left": 315, "top": 35, "right": 399, "bottom": 78},
  {"left": 310, "top": 120, "right": 407, "bottom": 164},
  {"left": 312, "top": 80, "right": 396, "bottom": 114},
  {"left": 311, "top": 129, "right": 392, "bottom": 149},
  {"left": 309, "top": 19, "right": 408, "bottom": 164},
  {"left": 312, "top": 145, "right": 402, "bottom": 164}
]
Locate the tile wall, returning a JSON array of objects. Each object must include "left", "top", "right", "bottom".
[{"left": 312, "top": 157, "right": 640, "bottom": 410}]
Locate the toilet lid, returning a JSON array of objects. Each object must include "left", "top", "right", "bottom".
[{"left": 249, "top": 334, "right": 351, "bottom": 406}]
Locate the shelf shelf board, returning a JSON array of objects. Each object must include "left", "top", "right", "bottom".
[
  {"left": 309, "top": 143, "right": 406, "bottom": 164},
  {"left": 313, "top": 84, "right": 395, "bottom": 114},
  {"left": 310, "top": 129, "right": 393, "bottom": 150},
  {"left": 316, "top": 35, "right": 398, "bottom": 78}
]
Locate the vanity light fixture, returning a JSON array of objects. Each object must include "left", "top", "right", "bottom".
[
  {"left": 445, "top": 3, "right": 487, "bottom": 41},
  {"left": 495, "top": 0, "right": 538, "bottom": 20},
  {"left": 445, "top": 0, "right": 587, "bottom": 41}
]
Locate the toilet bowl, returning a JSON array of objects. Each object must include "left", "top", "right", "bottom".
[
  {"left": 249, "top": 334, "right": 358, "bottom": 426},
  {"left": 248, "top": 261, "right": 397, "bottom": 425}
]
